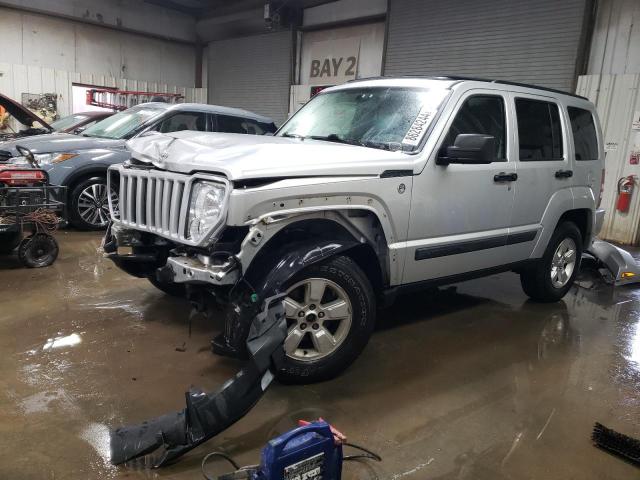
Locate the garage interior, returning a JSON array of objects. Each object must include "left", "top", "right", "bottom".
[{"left": 1, "top": 0, "right": 640, "bottom": 479}]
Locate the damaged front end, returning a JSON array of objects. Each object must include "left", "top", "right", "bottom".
[{"left": 105, "top": 218, "right": 358, "bottom": 467}]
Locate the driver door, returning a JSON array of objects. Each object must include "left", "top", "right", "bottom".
[{"left": 403, "top": 90, "right": 520, "bottom": 284}]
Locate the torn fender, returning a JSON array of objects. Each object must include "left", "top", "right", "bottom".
[{"left": 216, "top": 239, "right": 359, "bottom": 358}]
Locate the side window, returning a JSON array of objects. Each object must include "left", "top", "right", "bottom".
[
  {"left": 441, "top": 95, "right": 507, "bottom": 161},
  {"left": 568, "top": 107, "right": 598, "bottom": 160},
  {"left": 157, "top": 112, "right": 208, "bottom": 133},
  {"left": 216, "top": 115, "right": 267, "bottom": 135},
  {"left": 515, "top": 99, "right": 563, "bottom": 161}
]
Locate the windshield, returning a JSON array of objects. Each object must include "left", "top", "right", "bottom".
[
  {"left": 50, "top": 114, "right": 88, "bottom": 131},
  {"left": 82, "top": 106, "right": 164, "bottom": 139},
  {"left": 277, "top": 86, "right": 449, "bottom": 151}
]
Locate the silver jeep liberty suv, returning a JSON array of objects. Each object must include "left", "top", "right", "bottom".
[{"left": 104, "top": 77, "right": 605, "bottom": 383}]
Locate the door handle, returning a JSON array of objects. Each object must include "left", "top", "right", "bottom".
[
  {"left": 494, "top": 172, "right": 518, "bottom": 182},
  {"left": 555, "top": 169, "right": 573, "bottom": 179}
]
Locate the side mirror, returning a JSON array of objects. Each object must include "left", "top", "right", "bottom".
[
  {"left": 437, "top": 134, "right": 496, "bottom": 165},
  {"left": 73, "top": 126, "right": 86, "bottom": 135}
]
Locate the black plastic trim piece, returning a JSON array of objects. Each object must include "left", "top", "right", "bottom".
[
  {"left": 415, "top": 230, "right": 537, "bottom": 260},
  {"left": 380, "top": 169, "right": 413, "bottom": 178},
  {"left": 506, "top": 230, "right": 538, "bottom": 245},
  {"left": 346, "top": 75, "right": 589, "bottom": 100},
  {"left": 383, "top": 260, "right": 535, "bottom": 304}
]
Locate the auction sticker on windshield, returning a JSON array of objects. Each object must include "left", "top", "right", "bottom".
[{"left": 402, "top": 107, "right": 436, "bottom": 147}]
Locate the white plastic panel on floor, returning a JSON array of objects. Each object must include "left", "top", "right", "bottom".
[{"left": 577, "top": 74, "right": 640, "bottom": 245}]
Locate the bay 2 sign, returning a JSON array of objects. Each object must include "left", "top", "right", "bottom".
[{"left": 310, "top": 56, "right": 357, "bottom": 82}]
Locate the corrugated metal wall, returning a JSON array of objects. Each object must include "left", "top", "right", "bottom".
[
  {"left": 577, "top": 74, "right": 640, "bottom": 245},
  {"left": 384, "top": 0, "right": 588, "bottom": 91},
  {"left": 0, "top": 62, "right": 207, "bottom": 120},
  {"left": 207, "top": 31, "right": 292, "bottom": 125}
]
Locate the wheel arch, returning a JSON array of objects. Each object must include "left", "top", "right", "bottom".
[{"left": 242, "top": 213, "right": 389, "bottom": 301}]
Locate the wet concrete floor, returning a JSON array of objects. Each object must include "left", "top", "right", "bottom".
[{"left": 0, "top": 231, "right": 639, "bottom": 479}]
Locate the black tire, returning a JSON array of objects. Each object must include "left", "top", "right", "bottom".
[
  {"left": 0, "top": 232, "right": 21, "bottom": 254},
  {"left": 69, "top": 176, "right": 114, "bottom": 230},
  {"left": 148, "top": 276, "right": 187, "bottom": 298},
  {"left": 520, "top": 221, "right": 582, "bottom": 303},
  {"left": 276, "top": 255, "right": 376, "bottom": 384},
  {"left": 18, "top": 233, "right": 59, "bottom": 268}
]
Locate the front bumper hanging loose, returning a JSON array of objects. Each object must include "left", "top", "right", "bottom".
[{"left": 109, "top": 294, "right": 287, "bottom": 467}]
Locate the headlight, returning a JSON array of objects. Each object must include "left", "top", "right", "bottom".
[
  {"left": 10, "top": 152, "right": 78, "bottom": 166},
  {"left": 187, "top": 181, "right": 226, "bottom": 241},
  {"left": 33, "top": 153, "right": 78, "bottom": 165}
]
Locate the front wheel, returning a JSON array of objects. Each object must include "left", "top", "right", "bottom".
[
  {"left": 276, "top": 255, "right": 376, "bottom": 384},
  {"left": 520, "top": 221, "right": 582, "bottom": 302},
  {"left": 69, "top": 177, "right": 117, "bottom": 230}
]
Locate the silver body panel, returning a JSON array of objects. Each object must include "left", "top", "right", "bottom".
[{"left": 588, "top": 239, "right": 640, "bottom": 286}]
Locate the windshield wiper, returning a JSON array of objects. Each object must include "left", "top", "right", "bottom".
[
  {"left": 308, "top": 134, "right": 363, "bottom": 146},
  {"left": 281, "top": 133, "right": 305, "bottom": 139}
]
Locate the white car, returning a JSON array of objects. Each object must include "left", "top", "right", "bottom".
[{"left": 103, "top": 76, "right": 605, "bottom": 383}]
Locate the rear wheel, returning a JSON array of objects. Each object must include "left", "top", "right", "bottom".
[
  {"left": 520, "top": 222, "right": 582, "bottom": 302},
  {"left": 69, "top": 177, "right": 117, "bottom": 230},
  {"left": 276, "top": 255, "right": 376, "bottom": 384},
  {"left": 0, "top": 232, "right": 21, "bottom": 254}
]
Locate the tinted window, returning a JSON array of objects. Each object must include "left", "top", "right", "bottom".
[
  {"left": 515, "top": 99, "right": 563, "bottom": 161},
  {"left": 568, "top": 107, "right": 598, "bottom": 160},
  {"left": 441, "top": 95, "right": 506, "bottom": 160},
  {"left": 217, "top": 115, "right": 273, "bottom": 135},
  {"left": 157, "top": 112, "right": 207, "bottom": 133}
]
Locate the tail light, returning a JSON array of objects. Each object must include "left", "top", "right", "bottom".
[
  {"left": 0, "top": 169, "right": 47, "bottom": 186},
  {"left": 597, "top": 168, "right": 605, "bottom": 208}
]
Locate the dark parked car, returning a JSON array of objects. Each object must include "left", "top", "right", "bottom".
[
  {"left": 49, "top": 111, "right": 114, "bottom": 134},
  {"left": 0, "top": 93, "right": 114, "bottom": 141},
  {"left": 0, "top": 102, "right": 277, "bottom": 229}
]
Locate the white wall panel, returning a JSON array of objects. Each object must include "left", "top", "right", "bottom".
[
  {"left": 21, "top": 13, "right": 76, "bottom": 72},
  {"left": 0, "top": 7, "right": 196, "bottom": 87},
  {"left": 0, "top": 0, "right": 196, "bottom": 43},
  {"left": 0, "top": 62, "right": 206, "bottom": 121},
  {"left": 588, "top": 0, "right": 640, "bottom": 75},
  {"left": 577, "top": 74, "right": 640, "bottom": 245}
]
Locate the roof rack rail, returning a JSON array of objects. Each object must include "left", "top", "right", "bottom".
[{"left": 346, "top": 75, "right": 588, "bottom": 100}]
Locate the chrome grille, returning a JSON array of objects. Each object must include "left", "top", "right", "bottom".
[{"left": 108, "top": 165, "right": 229, "bottom": 245}]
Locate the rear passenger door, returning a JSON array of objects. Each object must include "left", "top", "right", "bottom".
[{"left": 508, "top": 94, "right": 572, "bottom": 258}]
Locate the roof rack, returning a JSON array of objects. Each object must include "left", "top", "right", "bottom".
[{"left": 346, "top": 75, "right": 588, "bottom": 101}]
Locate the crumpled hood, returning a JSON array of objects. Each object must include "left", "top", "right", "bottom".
[
  {"left": 0, "top": 133, "right": 125, "bottom": 156},
  {"left": 126, "top": 131, "right": 415, "bottom": 180}
]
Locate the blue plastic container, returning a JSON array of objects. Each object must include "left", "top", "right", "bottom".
[{"left": 258, "top": 420, "right": 342, "bottom": 480}]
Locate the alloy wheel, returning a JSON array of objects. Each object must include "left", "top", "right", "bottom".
[
  {"left": 283, "top": 277, "right": 353, "bottom": 362},
  {"left": 77, "top": 183, "right": 118, "bottom": 228},
  {"left": 550, "top": 238, "right": 577, "bottom": 288}
]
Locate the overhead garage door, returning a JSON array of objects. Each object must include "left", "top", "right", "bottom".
[
  {"left": 207, "top": 31, "right": 291, "bottom": 125},
  {"left": 384, "top": 0, "right": 589, "bottom": 92}
]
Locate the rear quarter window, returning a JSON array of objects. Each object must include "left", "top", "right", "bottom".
[
  {"left": 515, "top": 98, "right": 564, "bottom": 161},
  {"left": 568, "top": 107, "right": 599, "bottom": 161}
]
